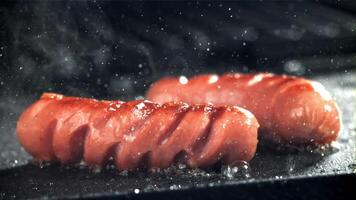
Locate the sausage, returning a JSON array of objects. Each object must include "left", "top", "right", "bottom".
[
  {"left": 146, "top": 73, "right": 341, "bottom": 146},
  {"left": 17, "top": 93, "right": 259, "bottom": 170}
]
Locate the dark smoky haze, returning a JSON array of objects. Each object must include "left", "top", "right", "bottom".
[{"left": 0, "top": 1, "right": 355, "bottom": 123}]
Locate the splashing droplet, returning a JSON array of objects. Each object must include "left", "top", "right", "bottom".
[{"left": 221, "top": 161, "right": 250, "bottom": 179}]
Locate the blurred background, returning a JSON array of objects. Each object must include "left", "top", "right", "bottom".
[{"left": 1, "top": 0, "right": 355, "bottom": 102}]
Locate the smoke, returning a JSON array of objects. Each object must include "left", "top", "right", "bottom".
[{"left": 3, "top": 1, "right": 220, "bottom": 101}]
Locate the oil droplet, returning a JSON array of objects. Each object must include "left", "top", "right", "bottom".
[
  {"left": 135, "top": 102, "right": 146, "bottom": 110},
  {"left": 179, "top": 76, "right": 188, "bottom": 85},
  {"left": 178, "top": 163, "right": 186, "bottom": 169},
  {"left": 92, "top": 167, "right": 102, "bottom": 173},
  {"left": 169, "top": 184, "right": 181, "bottom": 190},
  {"left": 124, "top": 134, "right": 136, "bottom": 142},
  {"left": 311, "top": 81, "right": 332, "bottom": 101},
  {"left": 208, "top": 75, "right": 219, "bottom": 84},
  {"left": 247, "top": 74, "right": 264, "bottom": 86},
  {"left": 204, "top": 105, "right": 213, "bottom": 113},
  {"left": 120, "top": 170, "right": 128, "bottom": 176},
  {"left": 221, "top": 161, "right": 250, "bottom": 179},
  {"left": 324, "top": 105, "right": 332, "bottom": 112}
]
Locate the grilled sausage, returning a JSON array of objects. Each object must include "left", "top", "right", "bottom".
[
  {"left": 146, "top": 73, "right": 341, "bottom": 146},
  {"left": 17, "top": 93, "right": 259, "bottom": 170}
]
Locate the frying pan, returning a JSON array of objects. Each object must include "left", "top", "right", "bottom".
[{"left": 0, "top": 72, "right": 354, "bottom": 199}]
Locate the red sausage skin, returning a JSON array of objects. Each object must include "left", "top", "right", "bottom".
[
  {"left": 146, "top": 73, "right": 341, "bottom": 146},
  {"left": 17, "top": 93, "right": 259, "bottom": 170}
]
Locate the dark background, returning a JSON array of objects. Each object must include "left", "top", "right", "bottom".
[
  {"left": 0, "top": 0, "right": 355, "bottom": 199},
  {"left": 0, "top": 0, "right": 355, "bottom": 101}
]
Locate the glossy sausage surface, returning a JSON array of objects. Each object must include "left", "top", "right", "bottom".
[
  {"left": 17, "top": 93, "right": 259, "bottom": 170},
  {"left": 147, "top": 73, "right": 341, "bottom": 146}
]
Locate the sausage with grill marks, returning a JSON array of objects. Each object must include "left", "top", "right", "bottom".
[
  {"left": 146, "top": 73, "right": 341, "bottom": 146},
  {"left": 16, "top": 93, "right": 259, "bottom": 170}
]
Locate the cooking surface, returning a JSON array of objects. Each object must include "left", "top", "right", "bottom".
[{"left": 0, "top": 72, "right": 355, "bottom": 199}]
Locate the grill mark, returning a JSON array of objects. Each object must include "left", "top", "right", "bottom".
[
  {"left": 68, "top": 125, "right": 89, "bottom": 163},
  {"left": 138, "top": 151, "right": 152, "bottom": 171},
  {"left": 220, "top": 153, "right": 229, "bottom": 166},
  {"left": 121, "top": 101, "right": 159, "bottom": 141},
  {"left": 113, "top": 143, "right": 122, "bottom": 169},
  {"left": 104, "top": 143, "right": 120, "bottom": 167},
  {"left": 114, "top": 103, "right": 158, "bottom": 170},
  {"left": 270, "top": 78, "right": 303, "bottom": 126},
  {"left": 190, "top": 107, "right": 225, "bottom": 155},
  {"left": 123, "top": 104, "right": 183, "bottom": 169},
  {"left": 308, "top": 105, "right": 336, "bottom": 145},
  {"left": 61, "top": 106, "right": 88, "bottom": 124},
  {"left": 212, "top": 153, "right": 228, "bottom": 170},
  {"left": 308, "top": 106, "right": 322, "bottom": 139},
  {"left": 33, "top": 100, "right": 60, "bottom": 119},
  {"left": 92, "top": 111, "right": 113, "bottom": 130},
  {"left": 277, "top": 78, "right": 307, "bottom": 94},
  {"left": 157, "top": 106, "right": 190, "bottom": 145},
  {"left": 173, "top": 150, "right": 188, "bottom": 165},
  {"left": 50, "top": 102, "right": 95, "bottom": 163},
  {"left": 44, "top": 119, "right": 57, "bottom": 160},
  {"left": 98, "top": 111, "right": 123, "bottom": 167},
  {"left": 29, "top": 100, "right": 53, "bottom": 119},
  {"left": 116, "top": 104, "right": 188, "bottom": 170}
]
